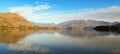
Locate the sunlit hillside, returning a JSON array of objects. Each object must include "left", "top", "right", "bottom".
[{"left": 0, "top": 12, "right": 33, "bottom": 27}]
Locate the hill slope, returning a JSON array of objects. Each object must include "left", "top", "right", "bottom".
[{"left": 0, "top": 12, "right": 33, "bottom": 27}]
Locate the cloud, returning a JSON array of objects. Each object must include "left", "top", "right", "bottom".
[
  {"left": 55, "top": 6, "right": 120, "bottom": 22},
  {"left": 26, "top": 6, "right": 120, "bottom": 23},
  {"left": 9, "top": 5, "right": 120, "bottom": 23},
  {"left": 9, "top": 4, "right": 51, "bottom": 15}
]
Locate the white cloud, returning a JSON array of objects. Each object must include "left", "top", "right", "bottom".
[
  {"left": 9, "top": 5, "right": 120, "bottom": 23},
  {"left": 9, "top": 4, "right": 51, "bottom": 15},
  {"left": 26, "top": 6, "right": 120, "bottom": 23}
]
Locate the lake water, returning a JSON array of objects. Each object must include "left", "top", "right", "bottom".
[{"left": 0, "top": 29, "right": 120, "bottom": 54}]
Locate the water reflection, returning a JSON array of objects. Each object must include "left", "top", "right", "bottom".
[
  {"left": 0, "top": 29, "right": 33, "bottom": 44},
  {"left": 8, "top": 42, "right": 49, "bottom": 54},
  {"left": 0, "top": 29, "right": 120, "bottom": 54},
  {"left": 0, "top": 29, "right": 50, "bottom": 54},
  {"left": 59, "top": 29, "right": 120, "bottom": 54},
  {"left": 59, "top": 29, "right": 120, "bottom": 37}
]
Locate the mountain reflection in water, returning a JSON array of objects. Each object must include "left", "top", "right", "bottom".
[
  {"left": 0, "top": 29, "right": 120, "bottom": 54},
  {"left": 59, "top": 29, "right": 120, "bottom": 37},
  {"left": 0, "top": 29, "right": 34, "bottom": 44}
]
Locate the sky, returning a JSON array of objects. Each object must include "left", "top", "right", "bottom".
[{"left": 0, "top": 0, "right": 120, "bottom": 23}]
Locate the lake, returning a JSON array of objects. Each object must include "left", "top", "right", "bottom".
[{"left": 0, "top": 29, "right": 120, "bottom": 54}]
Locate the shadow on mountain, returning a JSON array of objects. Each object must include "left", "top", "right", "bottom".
[{"left": 0, "top": 29, "right": 34, "bottom": 44}]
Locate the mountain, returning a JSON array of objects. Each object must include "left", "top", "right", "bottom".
[
  {"left": 116, "top": 23, "right": 120, "bottom": 26},
  {"left": 111, "top": 22, "right": 120, "bottom": 25},
  {"left": 57, "top": 20, "right": 114, "bottom": 29},
  {"left": 0, "top": 12, "right": 33, "bottom": 27},
  {"left": 113, "top": 22, "right": 120, "bottom": 26},
  {"left": 33, "top": 23, "right": 55, "bottom": 27}
]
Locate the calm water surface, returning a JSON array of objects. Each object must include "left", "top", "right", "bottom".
[{"left": 0, "top": 29, "right": 120, "bottom": 54}]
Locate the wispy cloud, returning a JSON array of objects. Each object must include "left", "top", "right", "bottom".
[
  {"left": 9, "top": 3, "right": 51, "bottom": 15},
  {"left": 9, "top": 5, "right": 120, "bottom": 23},
  {"left": 27, "top": 6, "right": 120, "bottom": 23},
  {"left": 57, "top": 6, "right": 120, "bottom": 22}
]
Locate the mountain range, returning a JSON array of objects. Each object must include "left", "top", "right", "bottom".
[
  {"left": 0, "top": 12, "right": 119, "bottom": 29},
  {"left": 57, "top": 20, "right": 120, "bottom": 29}
]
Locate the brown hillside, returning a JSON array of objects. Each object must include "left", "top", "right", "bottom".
[{"left": 0, "top": 12, "right": 33, "bottom": 27}]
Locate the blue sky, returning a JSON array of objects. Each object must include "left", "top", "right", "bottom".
[{"left": 0, "top": 0, "right": 120, "bottom": 23}]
